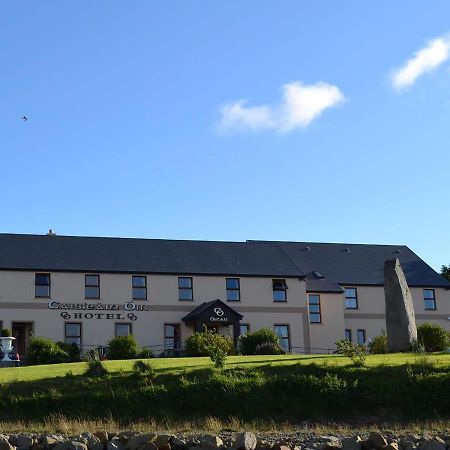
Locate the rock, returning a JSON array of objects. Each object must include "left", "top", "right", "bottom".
[
  {"left": 235, "top": 434, "right": 257, "bottom": 450},
  {"left": 420, "top": 438, "right": 445, "bottom": 450},
  {"left": 197, "top": 436, "right": 223, "bottom": 449},
  {"left": 272, "top": 445, "right": 290, "bottom": 450},
  {"left": 154, "top": 436, "right": 172, "bottom": 450},
  {"left": 384, "top": 258, "right": 417, "bottom": 352},
  {"left": 86, "top": 437, "right": 103, "bottom": 450},
  {"left": 42, "top": 438, "right": 60, "bottom": 449},
  {"left": 125, "top": 435, "right": 157, "bottom": 450},
  {"left": 368, "top": 434, "right": 388, "bottom": 450},
  {"left": 169, "top": 439, "right": 185, "bottom": 450},
  {"left": 381, "top": 445, "right": 399, "bottom": 450},
  {"left": 0, "top": 436, "right": 15, "bottom": 450},
  {"left": 342, "top": 437, "right": 362, "bottom": 450},
  {"left": 93, "top": 436, "right": 108, "bottom": 447},
  {"left": 106, "top": 442, "right": 123, "bottom": 450},
  {"left": 53, "top": 442, "right": 87, "bottom": 450}
]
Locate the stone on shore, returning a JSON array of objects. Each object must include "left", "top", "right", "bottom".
[{"left": 235, "top": 433, "right": 257, "bottom": 450}]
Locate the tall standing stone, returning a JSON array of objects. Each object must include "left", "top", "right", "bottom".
[{"left": 384, "top": 258, "right": 417, "bottom": 351}]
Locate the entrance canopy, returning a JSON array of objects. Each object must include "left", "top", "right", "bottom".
[{"left": 182, "top": 299, "right": 243, "bottom": 345}]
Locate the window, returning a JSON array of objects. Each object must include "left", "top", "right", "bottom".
[
  {"left": 272, "top": 279, "right": 288, "bottom": 302},
  {"left": 274, "top": 324, "right": 290, "bottom": 352},
  {"left": 345, "top": 329, "right": 352, "bottom": 342},
  {"left": 178, "top": 277, "right": 193, "bottom": 301},
  {"left": 85, "top": 274, "right": 100, "bottom": 299},
  {"left": 357, "top": 329, "right": 366, "bottom": 345},
  {"left": 226, "top": 278, "right": 240, "bottom": 301},
  {"left": 344, "top": 287, "right": 358, "bottom": 309},
  {"left": 424, "top": 289, "right": 436, "bottom": 311},
  {"left": 65, "top": 322, "right": 81, "bottom": 347},
  {"left": 308, "top": 294, "right": 321, "bottom": 323},
  {"left": 240, "top": 324, "right": 250, "bottom": 335},
  {"left": 132, "top": 275, "right": 147, "bottom": 300},
  {"left": 115, "top": 323, "right": 132, "bottom": 337},
  {"left": 35, "top": 273, "right": 51, "bottom": 298},
  {"left": 164, "top": 324, "right": 181, "bottom": 349}
]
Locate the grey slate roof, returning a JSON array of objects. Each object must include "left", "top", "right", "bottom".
[
  {"left": 0, "top": 233, "right": 304, "bottom": 277},
  {"left": 253, "top": 241, "right": 450, "bottom": 289},
  {"left": 0, "top": 233, "right": 448, "bottom": 290}
]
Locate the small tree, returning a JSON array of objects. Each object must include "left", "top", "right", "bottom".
[
  {"left": 184, "top": 328, "right": 233, "bottom": 357},
  {"left": 107, "top": 335, "right": 139, "bottom": 360},
  {"left": 335, "top": 339, "right": 367, "bottom": 367},
  {"left": 440, "top": 265, "right": 450, "bottom": 282},
  {"left": 368, "top": 331, "right": 389, "bottom": 354}
]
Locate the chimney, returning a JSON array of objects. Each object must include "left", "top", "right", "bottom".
[{"left": 47, "top": 229, "right": 56, "bottom": 236}]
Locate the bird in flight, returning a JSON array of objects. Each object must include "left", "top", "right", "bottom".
[{"left": 22, "top": 116, "right": 28, "bottom": 121}]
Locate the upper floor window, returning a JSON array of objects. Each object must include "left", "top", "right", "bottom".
[
  {"left": 85, "top": 274, "right": 100, "bottom": 299},
  {"left": 115, "top": 323, "right": 132, "bottom": 337},
  {"left": 424, "top": 289, "right": 436, "bottom": 310},
  {"left": 272, "top": 279, "right": 288, "bottom": 302},
  {"left": 344, "top": 287, "right": 358, "bottom": 309},
  {"left": 132, "top": 275, "right": 147, "bottom": 300},
  {"left": 35, "top": 273, "right": 51, "bottom": 298},
  {"left": 308, "top": 294, "right": 321, "bottom": 323},
  {"left": 274, "top": 324, "right": 290, "bottom": 352},
  {"left": 226, "top": 278, "right": 240, "bottom": 301},
  {"left": 178, "top": 277, "right": 193, "bottom": 301}
]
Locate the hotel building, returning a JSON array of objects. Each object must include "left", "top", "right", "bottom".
[{"left": 0, "top": 232, "right": 449, "bottom": 356}]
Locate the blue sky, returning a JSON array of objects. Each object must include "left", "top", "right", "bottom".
[{"left": 1, "top": 2, "right": 449, "bottom": 271}]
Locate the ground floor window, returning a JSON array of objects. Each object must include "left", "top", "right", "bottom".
[
  {"left": 357, "top": 329, "right": 366, "bottom": 345},
  {"left": 240, "top": 323, "right": 250, "bottom": 335},
  {"left": 115, "top": 323, "right": 132, "bottom": 337},
  {"left": 164, "top": 324, "right": 181, "bottom": 349},
  {"left": 274, "top": 324, "right": 290, "bottom": 352},
  {"left": 65, "top": 322, "right": 81, "bottom": 347},
  {"left": 345, "top": 329, "right": 352, "bottom": 342}
]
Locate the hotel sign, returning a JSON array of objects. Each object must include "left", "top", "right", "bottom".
[{"left": 48, "top": 301, "right": 148, "bottom": 321}]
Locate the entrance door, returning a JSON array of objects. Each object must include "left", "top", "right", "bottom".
[{"left": 12, "top": 322, "right": 33, "bottom": 357}]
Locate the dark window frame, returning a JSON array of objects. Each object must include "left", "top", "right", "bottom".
[
  {"left": 345, "top": 329, "right": 352, "bottom": 342},
  {"left": 64, "top": 322, "right": 82, "bottom": 348},
  {"left": 274, "top": 323, "right": 291, "bottom": 352},
  {"left": 115, "top": 322, "right": 132, "bottom": 337},
  {"left": 272, "top": 279, "right": 288, "bottom": 302},
  {"left": 85, "top": 274, "right": 100, "bottom": 299},
  {"left": 164, "top": 323, "right": 181, "bottom": 349},
  {"left": 239, "top": 323, "right": 250, "bottom": 335},
  {"left": 344, "top": 287, "right": 358, "bottom": 309},
  {"left": 35, "top": 273, "right": 51, "bottom": 298},
  {"left": 423, "top": 288, "right": 437, "bottom": 311},
  {"left": 226, "top": 277, "right": 241, "bottom": 302},
  {"left": 308, "top": 293, "right": 322, "bottom": 323},
  {"left": 132, "top": 275, "right": 148, "bottom": 300},
  {"left": 357, "top": 329, "right": 366, "bottom": 345},
  {"left": 178, "top": 276, "right": 193, "bottom": 301}
]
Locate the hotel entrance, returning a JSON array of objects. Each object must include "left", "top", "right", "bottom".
[{"left": 12, "top": 322, "right": 33, "bottom": 357}]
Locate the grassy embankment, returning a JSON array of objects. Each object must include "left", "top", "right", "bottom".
[{"left": 1, "top": 353, "right": 450, "bottom": 428}]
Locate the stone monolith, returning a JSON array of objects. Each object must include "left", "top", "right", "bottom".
[{"left": 384, "top": 258, "right": 417, "bottom": 352}]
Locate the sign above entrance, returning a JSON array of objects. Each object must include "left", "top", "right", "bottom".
[{"left": 209, "top": 306, "right": 229, "bottom": 323}]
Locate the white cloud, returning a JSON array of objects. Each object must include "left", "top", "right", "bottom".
[
  {"left": 391, "top": 35, "right": 450, "bottom": 90},
  {"left": 218, "top": 81, "right": 345, "bottom": 133}
]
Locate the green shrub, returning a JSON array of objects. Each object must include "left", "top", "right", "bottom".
[
  {"left": 107, "top": 335, "right": 139, "bottom": 360},
  {"left": 239, "top": 328, "right": 284, "bottom": 355},
  {"left": 56, "top": 342, "right": 81, "bottom": 362},
  {"left": 27, "top": 336, "right": 71, "bottom": 365},
  {"left": 84, "top": 360, "right": 108, "bottom": 377},
  {"left": 335, "top": 339, "right": 366, "bottom": 367},
  {"left": 409, "top": 339, "right": 425, "bottom": 354},
  {"left": 1, "top": 329, "right": 12, "bottom": 337},
  {"left": 417, "top": 322, "right": 450, "bottom": 352},
  {"left": 133, "top": 360, "right": 154, "bottom": 375},
  {"left": 209, "top": 346, "right": 228, "bottom": 368},
  {"left": 137, "top": 347, "right": 155, "bottom": 359},
  {"left": 184, "top": 328, "right": 233, "bottom": 357},
  {"left": 368, "top": 331, "right": 389, "bottom": 354}
]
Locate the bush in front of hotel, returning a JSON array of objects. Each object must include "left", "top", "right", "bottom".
[
  {"left": 368, "top": 331, "right": 389, "bottom": 354},
  {"left": 107, "top": 335, "right": 140, "bottom": 360},
  {"left": 56, "top": 342, "right": 81, "bottom": 362},
  {"left": 28, "top": 336, "right": 72, "bottom": 365},
  {"left": 417, "top": 322, "right": 450, "bottom": 352},
  {"left": 184, "top": 328, "right": 233, "bottom": 357},
  {"left": 238, "top": 328, "right": 285, "bottom": 355}
]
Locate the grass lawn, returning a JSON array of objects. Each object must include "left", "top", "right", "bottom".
[{"left": 1, "top": 352, "right": 450, "bottom": 382}]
